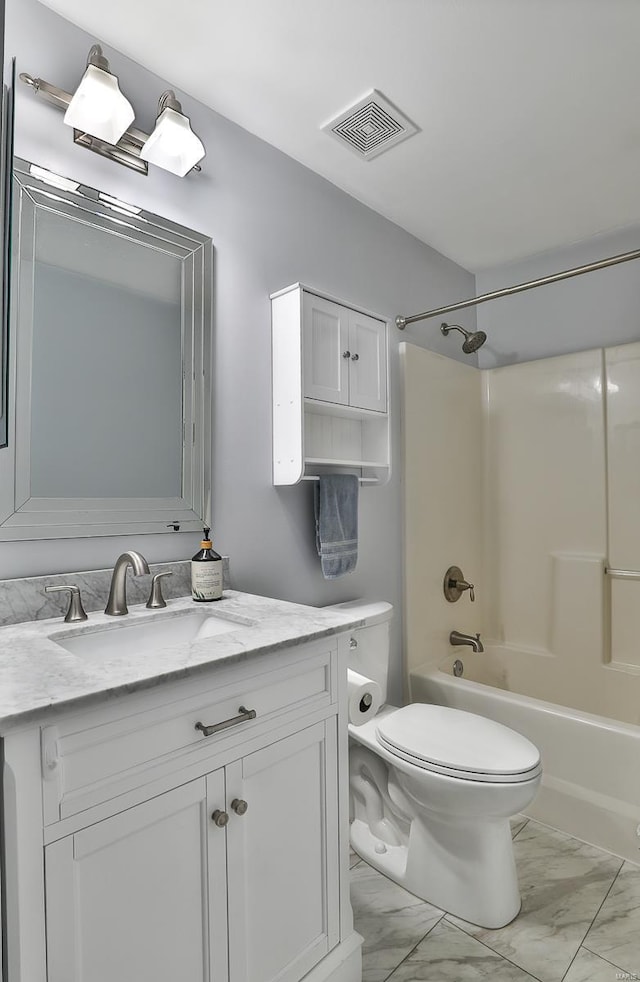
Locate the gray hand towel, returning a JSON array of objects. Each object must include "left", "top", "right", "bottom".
[{"left": 314, "top": 474, "right": 359, "bottom": 579}]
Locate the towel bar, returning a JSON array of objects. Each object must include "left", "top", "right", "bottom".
[
  {"left": 605, "top": 568, "right": 640, "bottom": 580},
  {"left": 302, "top": 475, "right": 378, "bottom": 484}
]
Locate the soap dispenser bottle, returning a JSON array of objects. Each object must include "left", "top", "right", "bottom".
[{"left": 191, "top": 528, "right": 223, "bottom": 602}]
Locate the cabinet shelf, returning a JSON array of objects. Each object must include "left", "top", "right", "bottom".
[
  {"left": 272, "top": 283, "right": 391, "bottom": 487},
  {"left": 303, "top": 398, "right": 386, "bottom": 420},
  {"left": 304, "top": 457, "right": 388, "bottom": 468}
]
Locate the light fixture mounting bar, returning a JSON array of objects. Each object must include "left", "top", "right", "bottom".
[{"left": 72, "top": 130, "right": 148, "bottom": 175}]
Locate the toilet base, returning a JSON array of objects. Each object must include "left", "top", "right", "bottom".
[{"left": 350, "top": 812, "right": 521, "bottom": 929}]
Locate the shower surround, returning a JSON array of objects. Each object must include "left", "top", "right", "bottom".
[{"left": 401, "top": 341, "right": 640, "bottom": 858}]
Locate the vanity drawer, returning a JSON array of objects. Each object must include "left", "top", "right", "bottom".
[{"left": 42, "top": 641, "right": 336, "bottom": 825}]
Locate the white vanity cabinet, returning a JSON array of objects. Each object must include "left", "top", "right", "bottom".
[
  {"left": 226, "top": 721, "right": 339, "bottom": 982},
  {"left": 45, "top": 776, "right": 222, "bottom": 982},
  {"left": 272, "top": 284, "right": 390, "bottom": 486},
  {"left": 45, "top": 722, "right": 338, "bottom": 982},
  {"left": 2, "top": 634, "right": 360, "bottom": 982}
]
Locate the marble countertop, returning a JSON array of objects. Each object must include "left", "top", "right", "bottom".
[{"left": 0, "top": 591, "right": 364, "bottom": 730}]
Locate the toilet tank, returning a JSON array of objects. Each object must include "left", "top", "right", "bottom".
[{"left": 326, "top": 600, "right": 393, "bottom": 704}]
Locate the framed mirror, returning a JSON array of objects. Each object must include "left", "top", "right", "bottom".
[{"left": 0, "top": 157, "right": 212, "bottom": 539}]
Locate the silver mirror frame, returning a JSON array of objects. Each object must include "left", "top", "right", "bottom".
[
  {"left": 0, "top": 60, "right": 16, "bottom": 450},
  {"left": 0, "top": 157, "right": 212, "bottom": 540}
]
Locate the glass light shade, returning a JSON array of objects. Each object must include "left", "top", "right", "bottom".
[
  {"left": 63, "top": 65, "right": 135, "bottom": 144},
  {"left": 140, "top": 107, "right": 205, "bottom": 177}
]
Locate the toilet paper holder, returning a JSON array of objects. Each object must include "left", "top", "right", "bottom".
[{"left": 347, "top": 668, "right": 381, "bottom": 725}]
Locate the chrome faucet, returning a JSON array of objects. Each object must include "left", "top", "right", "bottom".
[
  {"left": 105, "top": 551, "right": 150, "bottom": 616},
  {"left": 449, "top": 630, "right": 484, "bottom": 653}
]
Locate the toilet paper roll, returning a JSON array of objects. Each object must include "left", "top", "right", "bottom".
[{"left": 347, "top": 669, "right": 382, "bottom": 726}]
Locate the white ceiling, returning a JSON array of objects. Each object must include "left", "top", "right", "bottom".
[{"left": 37, "top": 0, "right": 640, "bottom": 271}]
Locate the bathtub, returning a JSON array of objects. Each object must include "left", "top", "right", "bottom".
[{"left": 410, "top": 651, "right": 640, "bottom": 863}]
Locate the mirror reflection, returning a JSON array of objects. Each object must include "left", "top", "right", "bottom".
[{"left": 30, "top": 207, "right": 183, "bottom": 498}]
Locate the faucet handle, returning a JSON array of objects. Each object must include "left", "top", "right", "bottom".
[
  {"left": 146, "top": 571, "right": 172, "bottom": 609},
  {"left": 457, "top": 579, "right": 475, "bottom": 602},
  {"left": 45, "top": 585, "right": 88, "bottom": 623},
  {"left": 444, "top": 566, "right": 476, "bottom": 603}
]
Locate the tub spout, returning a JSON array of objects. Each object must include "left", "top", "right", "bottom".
[{"left": 450, "top": 630, "right": 484, "bottom": 653}]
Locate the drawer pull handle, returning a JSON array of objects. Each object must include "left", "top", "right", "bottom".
[
  {"left": 212, "top": 809, "right": 229, "bottom": 828},
  {"left": 231, "top": 798, "right": 248, "bottom": 816},
  {"left": 195, "top": 705, "right": 257, "bottom": 737}
]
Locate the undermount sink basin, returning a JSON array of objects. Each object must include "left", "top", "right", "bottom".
[{"left": 54, "top": 609, "right": 239, "bottom": 660}]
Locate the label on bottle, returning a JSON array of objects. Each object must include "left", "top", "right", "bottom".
[{"left": 191, "top": 560, "right": 223, "bottom": 601}]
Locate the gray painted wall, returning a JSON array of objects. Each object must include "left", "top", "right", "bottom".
[
  {"left": 476, "top": 224, "right": 640, "bottom": 368},
  {"left": 2, "top": 0, "right": 476, "bottom": 702}
]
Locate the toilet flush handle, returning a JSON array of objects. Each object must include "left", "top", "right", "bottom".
[{"left": 349, "top": 637, "right": 358, "bottom": 649}]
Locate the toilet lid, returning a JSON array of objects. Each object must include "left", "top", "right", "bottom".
[{"left": 376, "top": 704, "right": 541, "bottom": 782}]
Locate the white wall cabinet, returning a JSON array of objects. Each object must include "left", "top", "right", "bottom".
[
  {"left": 2, "top": 636, "right": 360, "bottom": 982},
  {"left": 272, "top": 284, "right": 390, "bottom": 485},
  {"left": 302, "top": 293, "right": 387, "bottom": 413}
]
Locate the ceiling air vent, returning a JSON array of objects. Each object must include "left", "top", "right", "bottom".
[{"left": 322, "top": 89, "right": 418, "bottom": 160}]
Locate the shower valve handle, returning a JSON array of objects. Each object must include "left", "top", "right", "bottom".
[
  {"left": 444, "top": 567, "right": 475, "bottom": 603},
  {"left": 456, "top": 580, "right": 475, "bottom": 602}
]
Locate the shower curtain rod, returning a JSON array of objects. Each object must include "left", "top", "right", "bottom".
[{"left": 395, "top": 245, "right": 640, "bottom": 330}]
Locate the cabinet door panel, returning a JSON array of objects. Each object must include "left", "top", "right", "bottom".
[
  {"left": 45, "top": 776, "right": 226, "bottom": 982},
  {"left": 227, "top": 720, "right": 339, "bottom": 982},
  {"left": 303, "top": 294, "right": 349, "bottom": 405},
  {"left": 348, "top": 311, "right": 387, "bottom": 412}
]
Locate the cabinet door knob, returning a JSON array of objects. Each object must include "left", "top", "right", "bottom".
[
  {"left": 211, "top": 809, "right": 229, "bottom": 828},
  {"left": 342, "top": 350, "right": 351, "bottom": 359},
  {"left": 351, "top": 353, "right": 359, "bottom": 361},
  {"left": 231, "top": 798, "right": 248, "bottom": 816}
]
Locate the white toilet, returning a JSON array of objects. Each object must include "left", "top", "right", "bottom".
[{"left": 334, "top": 600, "right": 541, "bottom": 929}]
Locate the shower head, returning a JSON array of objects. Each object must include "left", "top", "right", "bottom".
[
  {"left": 441, "top": 322, "right": 487, "bottom": 354},
  {"left": 462, "top": 330, "right": 487, "bottom": 354}
]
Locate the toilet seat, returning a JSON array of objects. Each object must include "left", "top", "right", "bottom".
[{"left": 376, "top": 704, "right": 541, "bottom": 784}]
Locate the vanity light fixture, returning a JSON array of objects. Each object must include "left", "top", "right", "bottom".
[
  {"left": 63, "top": 45, "right": 135, "bottom": 145},
  {"left": 19, "top": 53, "right": 204, "bottom": 178},
  {"left": 140, "top": 90, "right": 206, "bottom": 177}
]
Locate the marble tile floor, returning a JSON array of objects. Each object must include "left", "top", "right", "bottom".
[{"left": 351, "top": 816, "right": 640, "bottom": 982}]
